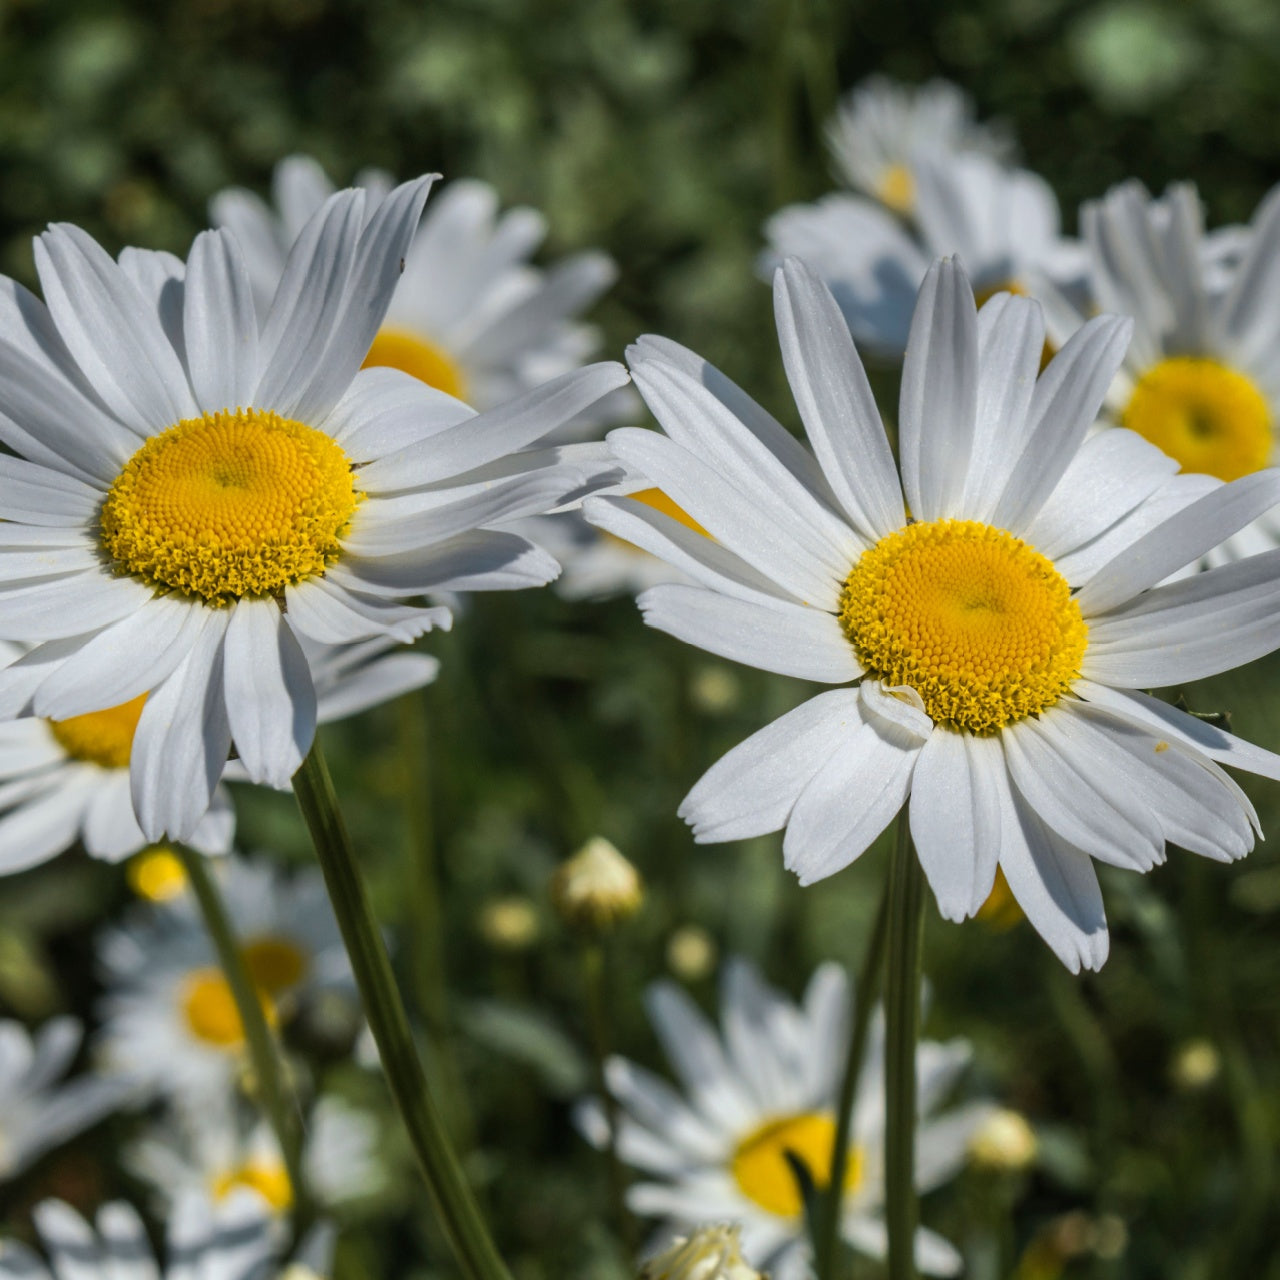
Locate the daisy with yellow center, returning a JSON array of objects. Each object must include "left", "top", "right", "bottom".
[
  {"left": 0, "top": 183, "right": 629, "bottom": 844},
  {"left": 577, "top": 958, "right": 989, "bottom": 1277},
  {"left": 1042, "top": 180, "right": 1280, "bottom": 558},
  {"left": 586, "top": 257, "right": 1280, "bottom": 971}
]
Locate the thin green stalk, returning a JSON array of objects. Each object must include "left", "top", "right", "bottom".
[
  {"left": 292, "top": 740, "right": 512, "bottom": 1280},
  {"left": 172, "top": 843, "right": 309, "bottom": 1220},
  {"left": 883, "top": 811, "right": 926, "bottom": 1280},
  {"left": 582, "top": 940, "right": 636, "bottom": 1253},
  {"left": 815, "top": 876, "right": 891, "bottom": 1280}
]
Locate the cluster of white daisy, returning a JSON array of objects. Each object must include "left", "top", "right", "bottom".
[{"left": 0, "top": 65, "right": 1278, "bottom": 1280}]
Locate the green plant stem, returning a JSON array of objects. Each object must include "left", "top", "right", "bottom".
[
  {"left": 815, "top": 875, "right": 891, "bottom": 1280},
  {"left": 582, "top": 940, "right": 636, "bottom": 1253},
  {"left": 172, "top": 842, "right": 309, "bottom": 1220},
  {"left": 883, "top": 811, "right": 926, "bottom": 1280},
  {"left": 292, "top": 740, "right": 512, "bottom": 1280}
]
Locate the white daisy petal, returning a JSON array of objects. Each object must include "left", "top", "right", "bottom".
[
  {"left": 0, "top": 776, "right": 94, "bottom": 874},
  {"left": 1213, "top": 183, "right": 1280, "bottom": 363},
  {"left": 323, "top": 365, "right": 473, "bottom": 460},
  {"left": 117, "top": 248, "right": 186, "bottom": 372},
  {"left": 285, "top": 577, "right": 449, "bottom": 646},
  {"left": 0, "top": 456, "right": 100, "bottom": 526},
  {"left": 182, "top": 229, "right": 259, "bottom": 413},
  {"left": 0, "top": 573, "right": 154, "bottom": 643},
  {"left": 330, "top": 532, "right": 558, "bottom": 597},
  {"left": 81, "top": 771, "right": 148, "bottom": 862},
  {"left": 315, "top": 652, "right": 439, "bottom": 722}
]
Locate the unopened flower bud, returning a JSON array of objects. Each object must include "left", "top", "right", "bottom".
[
  {"left": 478, "top": 896, "right": 540, "bottom": 951},
  {"left": 969, "top": 1107, "right": 1037, "bottom": 1172},
  {"left": 640, "top": 1225, "right": 763, "bottom": 1280},
  {"left": 1170, "top": 1037, "right": 1220, "bottom": 1090},
  {"left": 667, "top": 925, "right": 717, "bottom": 981},
  {"left": 551, "top": 837, "right": 643, "bottom": 934}
]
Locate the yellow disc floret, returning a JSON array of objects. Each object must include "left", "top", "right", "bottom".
[
  {"left": 49, "top": 693, "right": 148, "bottom": 769},
  {"left": 363, "top": 327, "right": 469, "bottom": 401},
  {"left": 840, "top": 519, "right": 1087, "bottom": 734},
  {"left": 242, "top": 935, "right": 308, "bottom": 995},
  {"left": 180, "top": 967, "right": 278, "bottom": 1048},
  {"left": 1121, "top": 356, "right": 1273, "bottom": 482},
  {"left": 731, "top": 1112, "right": 861, "bottom": 1218},
  {"left": 99, "top": 409, "right": 360, "bottom": 605},
  {"left": 127, "top": 846, "right": 188, "bottom": 901},
  {"left": 213, "top": 1160, "right": 294, "bottom": 1212},
  {"left": 876, "top": 163, "right": 915, "bottom": 215}
]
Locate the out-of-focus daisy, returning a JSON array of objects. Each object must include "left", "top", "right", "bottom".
[
  {"left": 640, "top": 1224, "right": 764, "bottom": 1280},
  {"left": 763, "top": 151, "right": 1084, "bottom": 356},
  {"left": 1039, "top": 180, "right": 1280, "bottom": 560},
  {"left": 587, "top": 257, "right": 1280, "bottom": 970},
  {"left": 129, "top": 1094, "right": 385, "bottom": 1216},
  {"left": 96, "top": 855, "right": 349, "bottom": 1106},
  {"left": 0, "top": 1017, "right": 130, "bottom": 1183},
  {"left": 0, "top": 184, "right": 628, "bottom": 842},
  {"left": 577, "top": 959, "right": 988, "bottom": 1278},
  {"left": 826, "top": 76, "right": 1014, "bottom": 218},
  {"left": 212, "top": 155, "right": 631, "bottom": 432},
  {"left": 0, "top": 1192, "right": 278, "bottom": 1280}
]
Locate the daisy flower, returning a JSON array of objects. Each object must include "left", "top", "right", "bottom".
[
  {"left": 212, "top": 154, "right": 631, "bottom": 431},
  {"left": 585, "top": 256, "right": 1280, "bottom": 971},
  {"left": 0, "top": 1192, "right": 280, "bottom": 1280},
  {"left": 0, "top": 181, "right": 629, "bottom": 842},
  {"left": 1038, "top": 179, "right": 1280, "bottom": 560},
  {"left": 762, "top": 151, "right": 1084, "bottom": 357},
  {"left": 577, "top": 958, "right": 989, "bottom": 1278},
  {"left": 128, "top": 1094, "right": 385, "bottom": 1216},
  {"left": 0, "top": 1017, "right": 130, "bottom": 1183},
  {"left": 826, "top": 76, "right": 1014, "bottom": 219},
  {"left": 96, "top": 854, "right": 349, "bottom": 1106}
]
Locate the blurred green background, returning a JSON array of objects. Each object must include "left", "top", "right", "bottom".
[{"left": 2, "top": 0, "right": 1280, "bottom": 1277}]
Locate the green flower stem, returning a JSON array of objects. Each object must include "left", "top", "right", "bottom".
[
  {"left": 581, "top": 939, "right": 636, "bottom": 1253},
  {"left": 172, "top": 842, "right": 309, "bottom": 1220},
  {"left": 883, "top": 810, "right": 926, "bottom": 1280},
  {"left": 292, "top": 740, "right": 512, "bottom": 1280},
  {"left": 815, "top": 873, "right": 891, "bottom": 1280}
]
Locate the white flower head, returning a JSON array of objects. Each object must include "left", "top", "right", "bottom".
[
  {"left": 640, "top": 1224, "right": 763, "bottom": 1280},
  {"left": 211, "top": 154, "right": 633, "bottom": 434},
  {"left": 826, "top": 76, "right": 1015, "bottom": 217},
  {"left": 577, "top": 958, "right": 988, "bottom": 1279},
  {"left": 0, "top": 180, "right": 629, "bottom": 842},
  {"left": 0, "top": 1192, "right": 280, "bottom": 1280},
  {"left": 0, "top": 1017, "right": 130, "bottom": 1184},
  {"left": 763, "top": 151, "right": 1085, "bottom": 356},
  {"left": 96, "top": 854, "right": 349, "bottom": 1107},
  {"left": 586, "top": 256, "right": 1280, "bottom": 971},
  {"left": 1039, "top": 179, "right": 1280, "bottom": 561}
]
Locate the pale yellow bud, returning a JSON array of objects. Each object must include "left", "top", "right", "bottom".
[
  {"left": 477, "top": 897, "right": 540, "bottom": 951},
  {"left": 968, "top": 1107, "right": 1037, "bottom": 1172},
  {"left": 1170, "top": 1037, "right": 1220, "bottom": 1090},
  {"left": 640, "top": 1225, "right": 764, "bottom": 1280},
  {"left": 666, "top": 925, "right": 717, "bottom": 982},
  {"left": 689, "top": 665, "right": 741, "bottom": 714},
  {"left": 550, "top": 837, "right": 643, "bottom": 934}
]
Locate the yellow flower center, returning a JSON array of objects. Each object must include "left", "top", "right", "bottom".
[
  {"left": 628, "top": 488, "right": 711, "bottom": 538},
  {"left": 363, "top": 327, "right": 469, "bottom": 401},
  {"left": 876, "top": 163, "right": 915, "bottom": 215},
  {"left": 839, "top": 520, "right": 1087, "bottom": 734},
  {"left": 99, "top": 409, "right": 361, "bottom": 606},
  {"left": 127, "top": 847, "right": 188, "bottom": 901},
  {"left": 180, "top": 968, "right": 278, "bottom": 1048},
  {"left": 976, "top": 867, "right": 1023, "bottom": 931},
  {"left": 48, "top": 694, "right": 147, "bottom": 770},
  {"left": 213, "top": 1159, "right": 293, "bottom": 1212},
  {"left": 1121, "top": 356, "right": 1273, "bottom": 482},
  {"left": 731, "top": 1112, "right": 861, "bottom": 1218},
  {"left": 242, "top": 935, "right": 308, "bottom": 994}
]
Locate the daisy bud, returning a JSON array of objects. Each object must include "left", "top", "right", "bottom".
[
  {"left": 550, "top": 837, "right": 643, "bottom": 934},
  {"left": 478, "top": 897, "right": 541, "bottom": 952},
  {"left": 1170, "top": 1037, "right": 1221, "bottom": 1090},
  {"left": 968, "top": 1107, "right": 1038, "bottom": 1172},
  {"left": 640, "top": 1225, "right": 764, "bottom": 1280},
  {"left": 667, "top": 925, "right": 718, "bottom": 981}
]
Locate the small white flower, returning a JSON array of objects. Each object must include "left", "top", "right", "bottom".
[
  {"left": 0, "top": 1018, "right": 130, "bottom": 1183},
  {"left": 577, "top": 958, "right": 989, "bottom": 1279},
  {"left": 1038, "top": 179, "right": 1280, "bottom": 560},
  {"left": 587, "top": 256, "right": 1280, "bottom": 971},
  {"left": 640, "top": 1224, "right": 764, "bottom": 1280},
  {"left": 0, "top": 180, "right": 628, "bottom": 841},
  {"left": 96, "top": 854, "right": 349, "bottom": 1107},
  {"left": 0, "top": 1192, "right": 280, "bottom": 1280}
]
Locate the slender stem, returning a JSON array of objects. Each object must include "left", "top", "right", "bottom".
[
  {"left": 883, "top": 811, "right": 926, "bottom": 1280},
  {"left": 582, "top": 940, "right": 636, "bottom": 1253},
  {"left": 815, "top": 877, "right": 891, "bottom": 1280},
  {"left": 172, "top": 843, "right": 309, "bottom": 1220},
  {"left": 292, "top": 740, "right": 512, "bottom": 1280}
]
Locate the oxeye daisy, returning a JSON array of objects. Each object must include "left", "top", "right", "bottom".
[
  {"left": 0, "top": 1017, "right": 131, "bottom": 1183},
  {"left": 211, "top": 154, "right": 632, "bottom": 432},
  {"left": 0, "top": 182, "right": 629, "bottom": 842},
  {"left": 826, "top": 76, "right": 1014, "bottom": 219},
  {"left": 576, "top": 959, "right": 989, "bottom": 1278},
  {"left": 96, "top": 854, "right": 348, "bottom": 1105},
  {"left": 762, "top": 151, "right": 1084, "bottom": 357},
  {"left": 1039, "top": 180, "right": 1280, "bottom": 560},
  {"left": 0, "top": 1192, "right": 282, "bottom": 1280},
  {"left": 586, "top": 256, "right": 1280, "bottom": 971}
]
